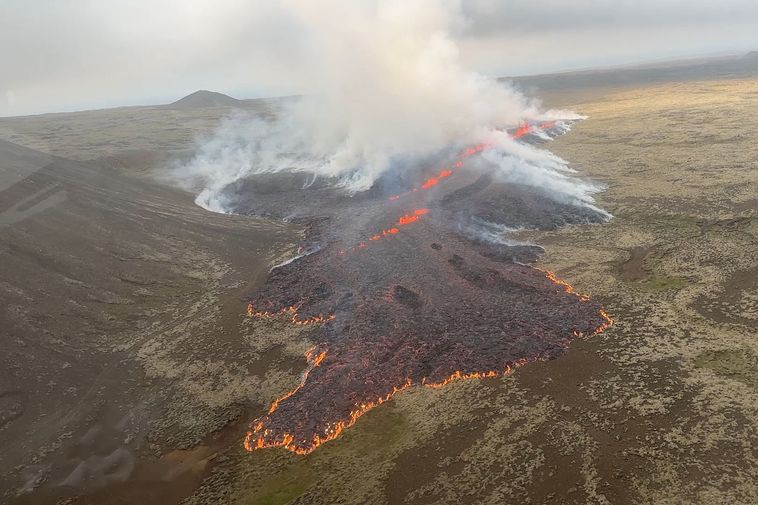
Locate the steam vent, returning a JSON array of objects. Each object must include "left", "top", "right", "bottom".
[{"left": 230, "top": 122, "right": 612, "bottom": 454}]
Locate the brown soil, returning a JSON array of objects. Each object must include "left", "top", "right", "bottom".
[{"left": 0, "top": 108, "right": 303, "bottom": 504}]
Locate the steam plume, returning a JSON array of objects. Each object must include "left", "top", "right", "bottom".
[{"left": 176, "top": 0, "right": 601, "bottom": 215}]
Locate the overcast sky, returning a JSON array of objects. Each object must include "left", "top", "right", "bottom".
[{"left": 1, "top": 0, "right": 757, "bottom": 117}]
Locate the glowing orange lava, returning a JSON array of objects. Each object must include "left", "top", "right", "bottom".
[
  {"left": 397, "top": 208, "right": 429, "bottom": 225},
  {"left": 535, "top": 270, "right": 614, "bottom": 337},
  {"left": 513, "top": 122, "right": 532, "bottom": 138},
  {"left": 538, "top": 120, "right": 557, "bottom": 130},
  {"left": 244, "top": 345, "right": 329, "bottom": 452},
  {"left": 243, "top": 269, "right": 612, "bottom": 456},
  {"left": 385, "top": 142, "right": 488, "bottom": 202},
  {"left": 242, "top": 119, "right": 613, "bottom": 456},
  {"left": 574, "top": 309, "right": 614, "bottom": 337},
  {"left": 420, "top": 168, "right": 453, "bottom": 190},
  {"left": 245, "top": 378, "right": 415, "bottom": 455},
  {"left": 342, "top": 208, "right": 431, "bottom": 253},
  {"left": 247, "top": 303, "right": 335, "bottom": 326},
  {"left": 386, "top": 120, "right": 556, "bottom": 203},
  {"left": 540, "top": 270, "right": 591, "bottom": 302}
]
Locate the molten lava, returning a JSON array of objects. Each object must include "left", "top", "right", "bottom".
[
  {"left": 352, "top": 209, "right": 431, "bottom": 250},
  {"left": 247, "top": 303, "right": 335, "bottom": 326},
  {"left": 541, "top": 270, "right": 591, "bottom": 302},
  {"left": 420, "top": 169, "right": 453, "bottom": 190},
  {"left": 244, "top": 264, "right": 612, "bottom": 455},
  {"left": 385, "top": 142, "right": 488, "bottom": 202},
  {"left": 513, "top": 122, "right": 532, "bottom": 139},
  {"left": 234, "top": 118, "right": 613, "bottom": 457},
  {"left": 397, "top": 208, "right": 429, "bottom": 225},
  {"left": 387, "top": 120, "right": 555, "bottom": 204}
]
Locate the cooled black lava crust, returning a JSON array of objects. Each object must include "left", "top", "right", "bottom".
[{"left": 223, "top": 134, "right": 610, "bottom": 453}]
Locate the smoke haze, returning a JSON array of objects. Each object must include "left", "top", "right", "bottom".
[
  {"left": 178, "top": 0, "right": 603, "bottom": 215},
  {"left": 3, "top": 0, "right": 758, "bottom": 116}
]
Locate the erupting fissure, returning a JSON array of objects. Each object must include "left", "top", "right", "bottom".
[
  {"left": 387, "top": 143, "right": 487, "bottom": 202},
  {"left": 387, "top": 121, "right": 558, "bottom": 203},
  {"left": 236, "top": 117, "right": 613, "bottom": 458},
  {"left": 340, "top": 208, "right": 431, "bottom": 255},
  {"left": 344, "top": 121, "right": 559, "bottom": 254},
  {"left": 337, "top": 121, "right": 564, "bottom": 255}
]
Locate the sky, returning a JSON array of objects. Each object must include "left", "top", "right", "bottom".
[{"left": 1, "top": 0, "right": 757, "bottom": 117}]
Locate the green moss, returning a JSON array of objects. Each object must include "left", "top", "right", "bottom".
[
  {"left": 249, "top": 470, "right": 312, "bottom": 505},
  {"left": 354, "top": 408, "right": 410, "bottom": 450},
  {"left": 659, "top": 214, "right": 699, "bottom": 229},
  {"left": 244, "top": 407, "right": 410, "bottom": 505},
  {"left": 621, "top": 210, "right": 700, "bottom": 231},
  {"left": 695, "top": 350, "right": 758, "bottom": 390},
  {"left": 638, "top": 275, "right": 689, "bottom": 291}
]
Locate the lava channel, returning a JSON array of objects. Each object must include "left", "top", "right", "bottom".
[{"left": 227, "top": 120, "right": 613, "bottom": 455}]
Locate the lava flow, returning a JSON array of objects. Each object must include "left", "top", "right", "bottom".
[
  {"left": 387, "top": 143, "right": 487, "bottom": 202},
  {"left": 370, "top": 208, "right": 429, "bottom": 239},
  {"left": 340, "top": 208, "right": 431, "bottom": 255},
  {"left": 247, "top": 302, "right": 335, "bottom": 326},
  {"left": 226, "top": 119, "right": 613, "bottom": 456},
  {"left": 243, "top": 252, "right": 612, "bottom": 455},
  {"left": 387, "top": 120, "right": 557, "bottom": 203}
]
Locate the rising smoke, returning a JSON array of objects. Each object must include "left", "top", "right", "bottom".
[{"left": 176, "top": 0, "right": 604, "bottom": 215}]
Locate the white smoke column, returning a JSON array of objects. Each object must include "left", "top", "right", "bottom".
[
  {"left": 177, "top": 0, "right": 592, "bottom": 212},
  {"left": 481, "top": 127, "right": 610, "bottom": 217}
]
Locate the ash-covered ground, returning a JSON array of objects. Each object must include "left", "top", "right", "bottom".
[{"left": 213, "top": 126, "right": 612, "bottom": 453}]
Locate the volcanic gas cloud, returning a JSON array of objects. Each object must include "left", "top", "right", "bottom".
[{"left": 177, "top": 0, "right": 613, "bottom": 455}]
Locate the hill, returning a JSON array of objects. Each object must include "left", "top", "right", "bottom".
[
  {"left": 508, "top": 52, "right": 758, "bottom": 92},
  {"left": 0, "top": 137, "right": 295, "bottom": 499},
  {"left": 169, "top": 89, "right": 242, "bottom": 109}
]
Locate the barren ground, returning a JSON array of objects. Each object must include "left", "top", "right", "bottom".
[{"left": 1, "top": 74, "right": 756, "bottom": 504}]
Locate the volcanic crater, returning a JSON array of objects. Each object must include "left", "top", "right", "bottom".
[{"left": 219, "top": 124, "right": 612, "bottom": 454}]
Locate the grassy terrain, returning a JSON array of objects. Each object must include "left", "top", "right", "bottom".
[
  {"left": 189, "top": 77, "right": 758, "bottom": 505},
  {"left": 2, "top": 76, "right": 756, "bottom": 504}
]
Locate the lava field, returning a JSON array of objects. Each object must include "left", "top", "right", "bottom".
[{"left": 222, "top": 124, "right": 613, "bottom": 454}]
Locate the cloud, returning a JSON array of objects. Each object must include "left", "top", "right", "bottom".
[
  {"left": 0, "top": 0, "right": 306, "bottom": 115},
  {"left": 1, "top": 0, "right": 757, "bottom": 116},
  {"left": 461, "top": 0, "right": 758, "bottom": 35}
]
